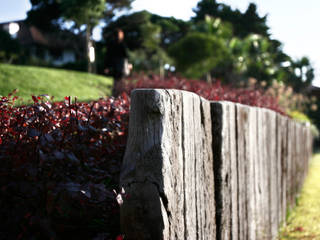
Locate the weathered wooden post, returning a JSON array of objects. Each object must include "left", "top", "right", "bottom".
[
  {"left": 277, "top": 114, "right": 288, "bottom": 225},
  {"left": 120, "top": 89, "right": 216, "bottom": 240},
  {"left": 211, "top": 101, "right": 237, "bottom": 240},
  {"left": 119, "top": 89, "right": 313, "bottom": 240}
]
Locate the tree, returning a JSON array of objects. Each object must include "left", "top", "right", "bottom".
[
  {"left": 103, "top": 11, "right": 174, "bottom": 75},
  {"left": 192, "top": 0, "right": 221, "bottom": 22},
  {"left": 104, "top": 0, "right": 134, "bottom": 23},
  {"left": 231, "top": 35, "right": 274, "bottom": 82},
  {"left": 59, "top": 0, "right": 105, "bottom": 72},
  {"left": 27, "top": 0, "right": 133, "bottom": 72},
  {"left": 240, "top": 3, "right": 269, "bottom": 38},
  {"left": 27, "top": 0, "right": 62, "bottom": 31},
  {"left": 192, "top": 0, "right": 269, "bottom": 38},
  {"left": 285, "top": 57, "right": 314, "bottom": 92},
  {"left": 166, "top": 16, "right": 237, "bottom": 82},
  {"left": 168, "top": 32, "right": 230, "bottom": 80},
  {"left": 150, "top": 14, "right": 191, "bottom": 49}
]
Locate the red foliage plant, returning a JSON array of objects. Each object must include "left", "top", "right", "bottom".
[
  {"left": 120, "top": 74, "right": 285, "bottom": 115},
  {"left": 0, "top": 90, "right": 129, "bottom": 239}
]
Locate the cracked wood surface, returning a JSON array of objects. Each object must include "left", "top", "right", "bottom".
[
  {"left": 120, "top": 89, "right": 215, "bottom": 240},
  {"left": 119, "top": 89, "right": 313, "bottom": 240}
]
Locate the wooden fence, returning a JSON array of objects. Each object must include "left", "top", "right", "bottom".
[{"left": 120, "top": 89, "right": 313, "bottom": 240}]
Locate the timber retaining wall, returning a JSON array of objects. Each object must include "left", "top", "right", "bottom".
[{"left": 120, "top": 89, "right": 313, "bottom": 240}]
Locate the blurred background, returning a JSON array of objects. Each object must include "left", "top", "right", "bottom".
[
  {"left": 1, "top": 0, "right": 320, "bottom": 85},
  {"left": 0, "top": 0, "right": 319, "bottom": 142}
]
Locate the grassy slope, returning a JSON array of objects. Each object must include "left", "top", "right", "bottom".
[
  {"left": 279, "top": 153, "right": 320, "bottom": 239},
  {"left": 0, "top": 64, "right": 113, "bottom": 104}
]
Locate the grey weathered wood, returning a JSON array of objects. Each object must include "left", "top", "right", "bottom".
[
  {"left": 120, "top": 89, "right": 216, "bottom": 240},
  {"left": 247, "top": 106, "right": 258, "bottom": 240},
  {"left": 119, "top": 89, "right": 313, "bottom": 240},
  {"left": 277, "top": 115, "right": 288, "bottom": 225},
  {"left": 254, "top": 108, "right": 263, "bottom": 239},
  {"left": 228, "top": 103, "right": 238, "bottom": 240},
  {"left": 257, "top": 108, "right": 271, "bottom": 239},
  {"left": 291, "top": 122, "right": 298, "bottom": 203},
  {"left": 296, "top": 124, "right": 304, "bottom": 192},
  {"left": 198, "top": 98, "right": 216, "bottom": 240},
  {"left": 235, "top": 104, "right": 258, "bottom": 240},
  {"left": 292, "top": 123, "right": 298, "bottom": 197},
  {"left": 236, "top": 104, "right": 249, "bottom": 240},
  {"left": 211, "top": 101, "right": 237, "bottom": 240},
  {"left": 287, "top": 121, "right": 295, "bottom": 209},
  {"left": 265, "top": 109, "right": 278, "bottom": 240},
  {"left": 304, "top": 125, "right": 313, "bottom": 179},
  {"left": 302, "top": 126, "right": 308, "bottom": 180},
  {"left": 276, "top": 115, "right": 282, "bottom": 227}
]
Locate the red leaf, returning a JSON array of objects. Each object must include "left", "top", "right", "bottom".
[{"left": 32, "top": 95, "right": 38, "bottom": 103}]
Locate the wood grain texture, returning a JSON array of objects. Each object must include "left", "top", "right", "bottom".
[
  {"left": 236, "top": 104, "right": 249, "bottom": 240},
  {"left": 257, "top": 108, "right": 271, "bottom": 239},
  {"left": 211, "top": 101, "right": 237, "bottom": 240},
  {"left": 120, "top": 89, "right": 216, "bottom": 240},
  {"left": 119, "top": 89, "right": 313, "bottom": 240},
  {"left": 278, "top": 115, "right": 288, "bottom": 225}
]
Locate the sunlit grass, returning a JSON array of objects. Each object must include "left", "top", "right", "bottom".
[
  {"left": 279, "top": 153, "right": 320, "bottom": 239},
  {"left": 0, "top": 64, "right": 113, "bottom": 104}
]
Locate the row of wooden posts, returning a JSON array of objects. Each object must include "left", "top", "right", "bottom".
[{"left": 119, "top": 89, "right": 313, "bottom": 240}]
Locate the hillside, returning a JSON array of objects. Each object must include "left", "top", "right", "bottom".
[{"left": 0, "top": 64, "right": 113, "bottom": 104}]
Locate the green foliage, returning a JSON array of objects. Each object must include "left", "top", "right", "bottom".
[
  {"left": 26, "top": 0, "right": 315, "bottom": 94},
  {"left": 150, "top": 14, "right": 191, "bottom": 49},
  {"left": 190, "top": 0, "right": 315, "bottom": 90},
  {"left": 27, "top": 0, "right": 132, "bottom": 72},
  {"left": 279, "top": 154, "right": 320, "bottom": 239},
  {"left": 104, "top": 8, "right": 314, "bottom": 90},
  {"left": 103, "top": 11, "right": 156, "bottom": 50},
  {"left": 232, "top": 34, "right": 279, "bottom": 82},
  {"left": 27, "top": 0, "right": 62, "bottom": 31},
  {"left": 193, "top": 0, "right": 269, "bottom": 38},
  {"left": 0, "top": 64, "right": 112, "bottom": 104},
  {"left": 59, "top": 0, "right": 105, "bottom": 27},
  {"left": 240, "top": 3, "right": 269, "bottom": 38},
  {"left": 288, "top": 110, "right": 312, "bottom": 123},
  {"left": 168, "top": 32, "right": 229, "bottom": 78},
  {"left": 27, "top": 0, "right": 132, "bottom": 30},
  {"left": 290, "top": 57, "right": 314, "bottom": 91},
  {"left": 103, "top": 11, "right": 174, "bottom": 73},
  {"left": 104, "top": 0, "right": 134, "bottom": 23},
  {"left": 288, "top": 110, "right": 320, "bottom": 138},
  {"left": 128, "top": 48, "right": 173, "bottom": 73}
]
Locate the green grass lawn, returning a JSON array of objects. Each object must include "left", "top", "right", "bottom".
[
  {"left": 0, "top": 64, "right": 113, "bottom": 104},
  {"left": 279, "top": 153, "right": 320, "bottom": 239}
]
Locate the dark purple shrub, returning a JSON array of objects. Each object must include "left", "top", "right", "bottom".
[{"left": 0, "top": 91, "right": 129, "bottom": 240}]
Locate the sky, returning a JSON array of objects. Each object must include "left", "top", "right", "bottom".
[{"left": 1, "top": 0, "right": 320, "bottom": 87}]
